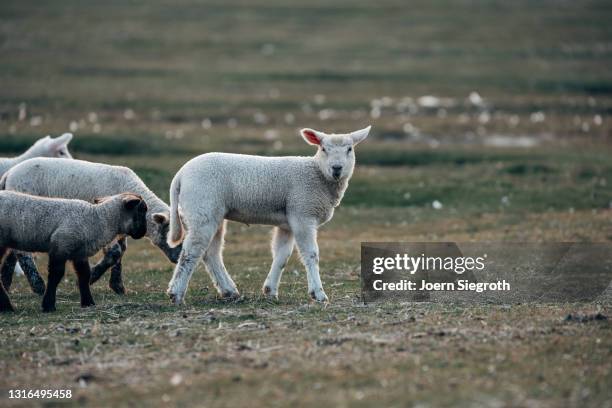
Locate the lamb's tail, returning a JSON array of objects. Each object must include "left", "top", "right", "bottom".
[{"left": 167, "top": 174, "right": 184, "bottom": 248}]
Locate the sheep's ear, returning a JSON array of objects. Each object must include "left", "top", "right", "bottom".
[
  {"left": 153, "top": 212, "right": 169, "bottom": 224},
  {"left": 301, "top": 128, "right": 325, "bottom": 146},
  {"left": 34, "top": 135, "right": 51, "bottom": 146},
  {"left": 94, "top": 196, "right": 110, "bottom": 204},
  {"left": 350, "top": 126, "right": 371, "bottom": 145},
  {"left": 123, "top": 196, "right": 143, "bottom": 210},
  {"left": 50, "top": 133, "right": 73, "bottom": 148}
]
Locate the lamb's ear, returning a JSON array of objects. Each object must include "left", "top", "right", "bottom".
[
  {"left": 123, "top": 196, "right": 143, "bottom": 210},
  {"left": 34, "top": 135, "right": 51, "bottom": 146},
  {"left": 350, "top": 126, "right": 371, "bottom": 145},
  {"left": 50, "top": 133, "right": 73, "bottom": 148},
  {"left": 152, "top": 212, "right": 169, "bottom": 224},
  {"left": 301, "top": 128, "right": 325, "bottom": 146},
  {"left": 94, "top": 196, "right": 110, "bottom": 204}
]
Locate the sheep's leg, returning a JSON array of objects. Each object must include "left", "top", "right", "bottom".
[
  {"left": 202, "top": 221, "right": 240, "bottom": 299},
  {"left": 72, "top": 258, "right": 96, "bottom": 308},
  {"left": 89, "top": 241, "right": 123, "bottom": 285},
  {"left": 262, "top": 227, "right": 294, "bottom": 299},
  {"left": 42, "top": 257, "right": 66, "bottom": 313},
  {"left": 108, "top": 237, "right": 127, "bottom": 295},
  {"left": 0, "top": 251, "right": 16, "bottom": 292},
  {"left": 0, "top": 248, "right": 15, "bottom": 312},
  {"left": 15, "top": 253, "right": 46, "bottom": 295},
  {"left": 167, "top": 225, "right": 217, "bottom": 305},
  {"left": 290, "top": 222, "right": 328, "bottom": 303}
]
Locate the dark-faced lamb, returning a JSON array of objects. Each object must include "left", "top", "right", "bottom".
[{"left": 0, "top": 191, "right": 148, "bottom": 312}]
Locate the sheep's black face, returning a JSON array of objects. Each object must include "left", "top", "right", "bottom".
[{"left": 123, "top": 196, "right": 148, "bottom": 239}]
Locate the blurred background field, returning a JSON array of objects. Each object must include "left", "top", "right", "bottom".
[{"left": 0, "top": 1, "right": 611, "bottom": 407}]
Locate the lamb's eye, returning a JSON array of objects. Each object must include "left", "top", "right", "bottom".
[
  {"left": 321, "top": 147, "right": 327, "bottom": 154},
  {"left": 347, "top": 147, "right": 352, "bottom": 154},
  {"left": 58, "top": 151, "right": 64, "bottom": 156}
]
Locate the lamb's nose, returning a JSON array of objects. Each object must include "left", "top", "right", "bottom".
[{"left": 332, "top": 165, "right": 343, "bottom": 176}]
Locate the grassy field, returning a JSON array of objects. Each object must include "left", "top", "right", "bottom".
[{"left": 1, "top": 0, "right": 611, "bottom": 407}]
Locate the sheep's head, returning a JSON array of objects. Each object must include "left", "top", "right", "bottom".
[
  {"left": 150, "top": 212, "right": 183, "bottom": 263},
  {"left": 31, "top": 133, "right": 73, "bottom": 159},
  {"left": 120, "top": 194, "right": 148, "bottom": 239},
  {"left": 301, "top": 126, "right": 371, "bottom": 182}
]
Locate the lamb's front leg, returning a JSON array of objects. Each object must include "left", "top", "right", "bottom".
[
  {"left": 72, "top": 258, "right": 96, "bottom": 307},
  {"left": 263, "top": 227, "right": 294, "bottom": 299},
  {"left": 290, "top": 221, "right": 328, "bottom": 303}
]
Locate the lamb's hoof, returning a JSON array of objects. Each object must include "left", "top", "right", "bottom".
[
  {"left": 81, "top": 300, "right": 96, "bottom": 308},
  {"left": 262, "top": 285, "right": 278, "bottom": 300},
  {"left": 220, "top": 290, "right": 241, "bottom": 301},
  {"left": 42, "top": 304, "right": 56, "bottom": 313},
  {"left": 309, "top": 289, "right": 329, "bottom": 303},
  {"left": 109, "top": 280, "right": 126, "bottom": 295},
  {"left": 0, "top": 302, "right": 15, "bottom": 313},
  {"left": 167, "top": 290, "right": 183, "bottom": 305}
]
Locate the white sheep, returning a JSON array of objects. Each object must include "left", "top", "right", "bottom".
[
  {"left": 0, "top": 191, "right": 148, "bottom": 312},
  {"left": 0, "top": 133, "right": 73, "bottom": 176},
  {"left": 166, "top": 126, "right": 370, "bottom": 304},
  {"left": 0, "top": 158, "right": 181, "bottom": 295}
]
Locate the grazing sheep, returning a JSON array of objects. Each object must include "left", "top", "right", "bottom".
[
  {"left": 0, "top": 133, "right": 74, "bottom": 294},
  {"left": 0, "top": 133, "right": 73, "bottom": 176},
  {"left": 0, "top": 158, "right": 181, "bottom": 295},
  {"left": 0, "top": 191, "right": 148, "bottom": 312},
  {"left": 166, "top": 126, "right": 370, "bottom": 304}
]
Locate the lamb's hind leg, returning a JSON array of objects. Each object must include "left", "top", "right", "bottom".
[
  {"left": 263, "top": 227, "right": 294, "bottom": 299},
  {"left": 167, "top": 219, "right": 220, "bottom": 305},
  {"left": 0, "top": 248, "right": 15, "bottom": 312},
  {"left": 0, "top": 251, "right": 16, "bottom": 292},
  {"left": 202, "top": 221, "right": 240, "bottom": 299},
  {"left": 42, "top": 256, "right": 66, "bottom": 313}
]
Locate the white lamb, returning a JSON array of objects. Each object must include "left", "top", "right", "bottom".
[
  {"left": 166, "top": 126, "right": 370, "bottom": 304},
  {"left": 0, "top": 133, "right": 73, "bottom": 176},
  {"left": 0, "top": 158, "right": 182, "bottom": 295}
]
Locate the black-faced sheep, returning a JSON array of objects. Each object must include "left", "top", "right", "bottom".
[{"left": 0, "top": 192, "right": 148, "bottom": 312}]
